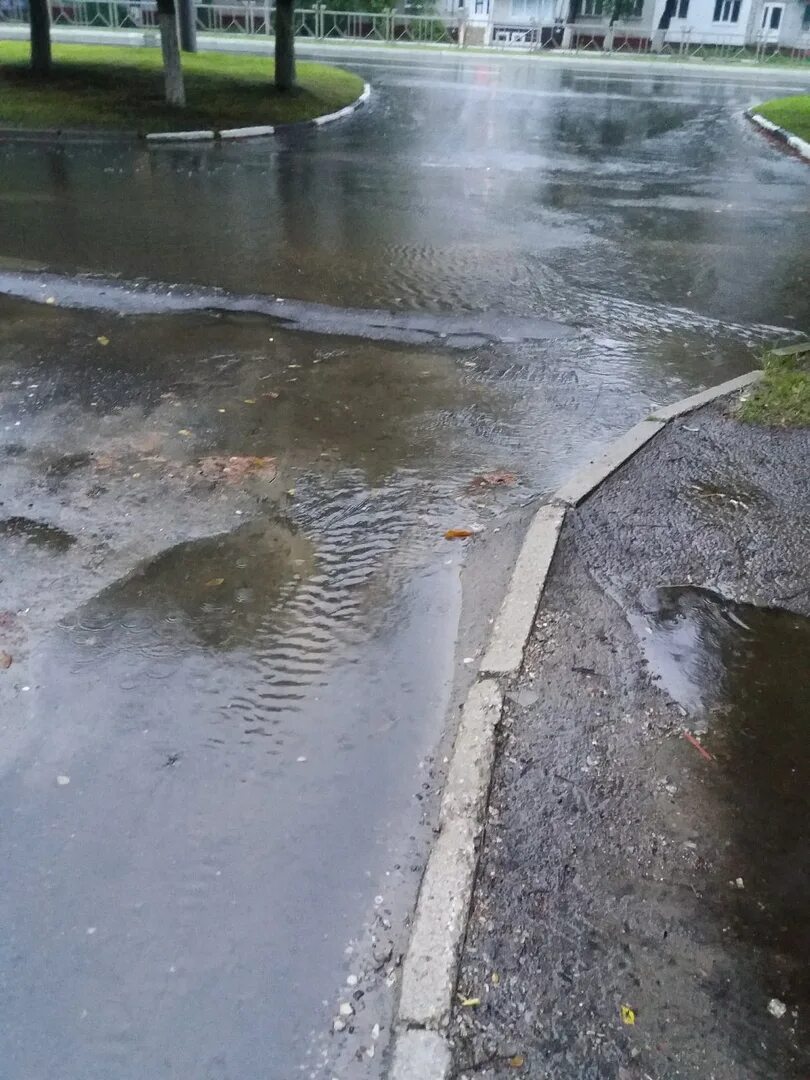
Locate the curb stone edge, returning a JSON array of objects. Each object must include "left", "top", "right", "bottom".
[
  {"left": 747, "top": 109, "right": 810, "bottom": 162},
  {"left": 0, "top": 83, "right": 371, "bottom": 145},
  {"left": 388, "top": 368, "right": 763, "bottom": 1079},
  {"left": 148, "top": 81, "right": 371, "bottom": 142}
]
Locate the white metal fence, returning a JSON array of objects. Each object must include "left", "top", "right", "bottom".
[{"left": 0, "top": 0, "right": 807, "bottom": 59}]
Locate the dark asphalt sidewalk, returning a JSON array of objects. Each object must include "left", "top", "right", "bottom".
[{"left": 450, "top": 396, "right": 810, "bottom": 1079}]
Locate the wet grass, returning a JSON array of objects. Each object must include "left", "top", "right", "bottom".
[
  {"left": 754, "top": 93, "right": 810, "bottom": 141},
  {"left": 739, "top": 347, "right": 810, "bottom": 427},
  {"left": 0, "top": 42, "right": 365, "bottom": 132}
]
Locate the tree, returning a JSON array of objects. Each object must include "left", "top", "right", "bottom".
[
  {"left": 29, "top": 0, "right": 52, "bottom": 77},
  {"left": 178, "top": 0, "right": 198, "bottom": 53},
  {"left": 275, "top": 0, "right": 296, "bottom": 91},
  {"left": 156, "top": 0, "right": 186, "bottom": 106}
]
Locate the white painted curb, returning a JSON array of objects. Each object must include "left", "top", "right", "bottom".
[
  {"left": 145, "top": 81, "right": 370, "bottom": 144},
  {"left": 220, "top": 124, "right": 275, "bottom": 139},
  {"left": 398, "top": 680, "right": 502, "bottom": 1030},
  {"left": 146, "top": 129, "right": 215, "bottom": 142},
  {"left": 313, "top": 81, "right": 372, "bottom": 127},
  {"left": 388, "top": 369, "right": 763, "bottom": 1078},
  {"left": 748, "top": 110, "right": 810, "bottom": 162},
  {"left": 481, "top": 504, "right": 565, "bottom": 675}
]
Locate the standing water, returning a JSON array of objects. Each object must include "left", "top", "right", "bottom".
[{"left": 0, "top": 48, "right": 808, "bottom": 1078}]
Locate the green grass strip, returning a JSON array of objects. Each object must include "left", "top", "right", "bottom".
[
  {"left": 0, "top": 41, "right": 365, "bottom": 132},
  {"left": 753, "top": 93, "right": 810, "bottom": 142},
  {"left": 739, "top": 346, "right": 810, "bottom": 427}
]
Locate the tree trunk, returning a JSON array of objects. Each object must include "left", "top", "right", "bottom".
[
  {"left": 157, "top": 0, "right": 186, "bottom": 107},
  {"left": 29, "top": 0, "right": 52, "bottom": 77},
  {"left": 275, "top": 0, "right": 296, "bottom": 91},
  {"left": 178, "top": 0, "right": 198, "bottom": 53}
]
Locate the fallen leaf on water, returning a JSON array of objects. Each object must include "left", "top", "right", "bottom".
[
  {"left": 509, "top": 1056, "right": 525, "bottom": 1069},
  {"left": 204, "top": 578, "right": 225, "bottom": 588},
  {"left": 620, "top": 1005, "right": 636, "bottom": 1025},
  {"left": 445, "top": 528, "right": 474, "bottom": 540},
  {"left": 198, "top": 455, "right": 278, "bottom": 484},
  {"left": 178, "top": 429, "right": 192, "bottom": 437},
  {"left": 243, "top": 399, "right": 256, "bottom": 405},
  {"left": 0, "top": 651, "right": 12, "bottom": 670},
  {"left": 97, "top": 335, "right": 110, "bottom": 346},
  {"left": 469, "top": 469, "right": 518, "bottom": 489}
]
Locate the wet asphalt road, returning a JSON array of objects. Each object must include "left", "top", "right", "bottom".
[{"left": 0, "top": 46, "right": 808, "bottom": 1080}]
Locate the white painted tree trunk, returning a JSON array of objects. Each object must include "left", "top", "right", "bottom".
[{"left": 158, "top": 2, "right": 186, "bottom": 107}]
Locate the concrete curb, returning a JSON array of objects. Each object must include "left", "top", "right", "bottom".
[
  {"left": 146, "top": 129, "right": 215, "bottom": 143},
  {"left": 387, "top": 368, "right": 762, "bottom": 1079},
  {"left": 747, "top": 110, "right": 810, "bottom": 162},
  {"left": 146, "top": 82, "right": 371, "bottom": 144},
  {"left": 480, "top": 504, "right": 565, "bottom": 676},
  {"left": 0, "top": 83, "right": 370, "bottom": 146}
]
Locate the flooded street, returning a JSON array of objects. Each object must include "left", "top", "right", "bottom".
[{"left": 1, "top": 48, "right": 808, "bottom": 1079}]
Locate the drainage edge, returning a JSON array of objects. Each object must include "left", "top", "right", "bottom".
[{"left": 388, "top": 368, "right": 763, "bottom": 1080}]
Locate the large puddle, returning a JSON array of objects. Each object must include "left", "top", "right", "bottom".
[{"left": 638, "top": 586, "right": 810, "bottom": 1015}]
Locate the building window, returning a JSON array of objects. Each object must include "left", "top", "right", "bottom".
[
  {"left": 677, "top": 0, "right": 689, "bottom": 16},
  {"left": 579, "top": 0, "right": 642, "bottom": 15},
  {"left": 713, "top": 0, "right": 741, "bottom": 20}
]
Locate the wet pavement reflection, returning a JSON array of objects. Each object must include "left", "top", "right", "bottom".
[
  {"left": 638, "top": 586, "right": 810, "bottom": 1024},
  {"left": 0, "top": 47, "right": 808, "bottom": 1079}
]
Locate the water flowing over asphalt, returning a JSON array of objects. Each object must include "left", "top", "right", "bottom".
[{"left": 0, "top": 48, "right": 808, "bottom": 1080}]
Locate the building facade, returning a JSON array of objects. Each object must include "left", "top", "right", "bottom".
[{"left": 441, "top": 0, "right": 810, "bottom": 49}]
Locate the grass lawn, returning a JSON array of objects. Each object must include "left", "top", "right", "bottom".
[
  {"left": 753, "top": 94, "right": 810, "bottom": 141},
  {"left": 739, "top": 346, "right": 810, "bottom": 427},
  {"left": 0, "top": 42, "right": 365, "bottom": 132}
]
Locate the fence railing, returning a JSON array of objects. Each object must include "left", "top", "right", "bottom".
[{"left": 0, "top": 0, "right": 807, "bottom": 59}]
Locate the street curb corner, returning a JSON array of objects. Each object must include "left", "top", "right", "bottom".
[
  {"left": 747, "top": 110, "right": 810, "bottom": 162},
  {"left": 146, "top": 82, "right": 371, "bottom": 144},
  {"left": 553, "top": 419, "right": 665, "bottom": 506}
]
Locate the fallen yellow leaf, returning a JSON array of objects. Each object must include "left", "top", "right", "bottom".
[
  {"left": 204, "top": 578, "right": 225, "bottom": 588},
  {"left": 620, "top": 1005, "right": 636, "bottom": 1025},
  {"left": 178, "top": 429, "right": 192, "bottom": 436},
  {"left": 243, "top": 399, "right": 256, "bottom": 404},
  {"left": 459, "top": 997, "right": 480, "bottom": 1007},
  {"left": 491, "top": 973, "right": 500, "bottom": 985},
  {"left": 97, "top": 335, "right": 110, "bottom": 346},
  {"left": 45, "top": 296, "right": 56, "bottom": 305},
  {"left": 509, "top": 1056, "right": 525, "bottom": 1069}
]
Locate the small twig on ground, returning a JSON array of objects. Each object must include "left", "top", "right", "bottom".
[{"left": 682, "top": 729, "right": 714, "bottom": 762}]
